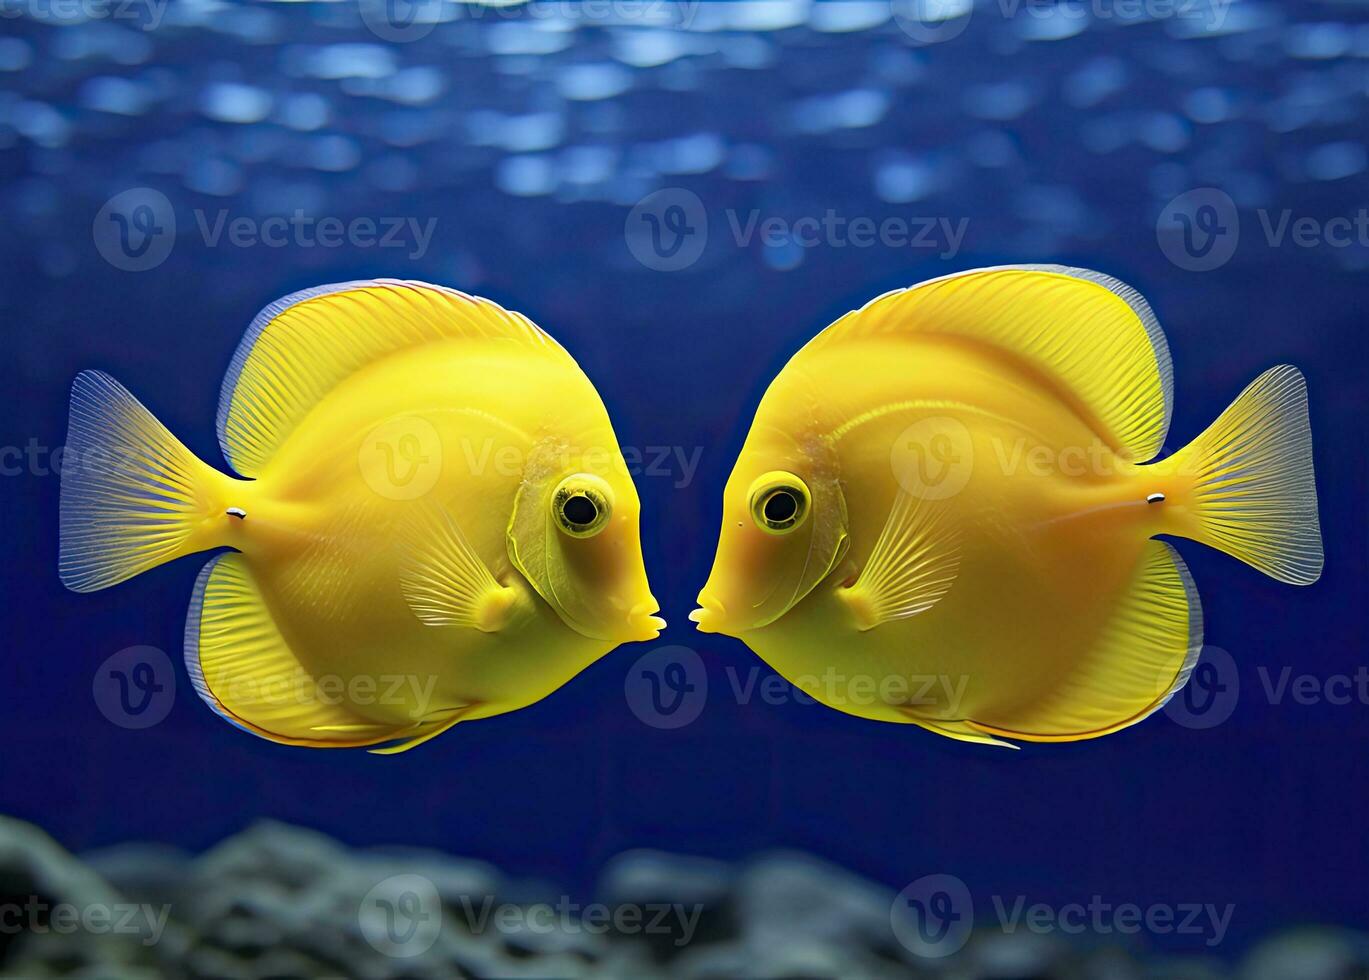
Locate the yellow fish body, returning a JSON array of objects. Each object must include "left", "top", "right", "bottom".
[
  {"left": 61, "top": 280, "right": 662, "bottom": 752},
  {"left": 692, "top": 266, "right": 1322, "bottom": 746}
]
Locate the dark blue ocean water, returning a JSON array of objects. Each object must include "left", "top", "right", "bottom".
[{"left": 1, "top": 0, "right": 1366, "bottom": 959}]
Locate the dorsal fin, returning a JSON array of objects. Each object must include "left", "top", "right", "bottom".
[
  {"left": 216, "top": 280, "right": 569, "bottom": 477},
  {"left": 805, "top": 265, "right": 1174, "bottom": 462}
]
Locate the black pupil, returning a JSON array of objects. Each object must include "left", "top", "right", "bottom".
[
  {"left": 763, "top": 490, "right": 799, "bottom": 524},
  {"left": 563, "top": 494, "right": 598, "bottom": 527}
]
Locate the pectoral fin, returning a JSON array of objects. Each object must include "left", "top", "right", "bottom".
[
  {"left": 398, "top": 504, "right": 518, "bottom": 633},
  {"left": 839, "top": 491, "right": 961, "bottom": 631}
]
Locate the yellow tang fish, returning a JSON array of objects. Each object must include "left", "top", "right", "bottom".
[
  {"left": 61, "top": 280, "right": 663, "bottom": 752},
  {"left": 691, "top": 266, "right": 1322, "bottom": 746}
]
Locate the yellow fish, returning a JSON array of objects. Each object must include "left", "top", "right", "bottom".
[
  {"left": 61, "top": 280, "right": 663, "bottom": 752},
  {"left": 691, "top": 266, "right": 1322, "bottom": 746}
]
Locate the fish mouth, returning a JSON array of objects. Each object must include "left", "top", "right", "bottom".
[
  {"left": 556, "top": 601, "right": 664, "bottom": 644},
  {"left": 623, "top": 600, "right": 666, "bottom": 643},
  {"left": 688, "top": 597, "right": 730, "bottom": 635}
]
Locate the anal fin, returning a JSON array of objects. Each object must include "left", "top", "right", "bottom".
[
  {"left": 368, "top": 705, "right": 475, "bottom": 755},
  {"left": 187, "top": 553, "right": 436, "bottom": 749},
  {"left": 970, "top": 540, "right": 1202, "bottom": 743},
  {"left": 901, "top": 711, "right": 1020, "bottom": 749}
]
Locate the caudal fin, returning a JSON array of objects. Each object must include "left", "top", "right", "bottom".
[
  {"left": 1165, "top": 365, "right": 1323, "bottom": 585},
  {"left": 60, "top": 371, "right": 229, "bottom": 592}
]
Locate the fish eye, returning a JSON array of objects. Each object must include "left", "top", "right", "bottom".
[
  {"left": 552, "top": 474, "right": 613, "bottom": 538},
  {"left": 748, "top": 471, "right": 810, "bottom": 534}
]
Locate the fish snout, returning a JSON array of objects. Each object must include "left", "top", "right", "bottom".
[
  {"left": 622, "top": 599, "right": 666, "bottom": 643},
  {"left": 688, "top": 595, "right": 728, "bottom": 634}
]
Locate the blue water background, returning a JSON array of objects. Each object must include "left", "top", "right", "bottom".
[{"left": 1, "top": 0, "right": 1366, "bottom": 956}]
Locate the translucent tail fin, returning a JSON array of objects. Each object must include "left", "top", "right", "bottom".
[
  {"left": 60, "top": 371, "right": 231, "bottom": 592},
  {"left": 1165, "top": 365, "right": 1322, "bottom": 585}
]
